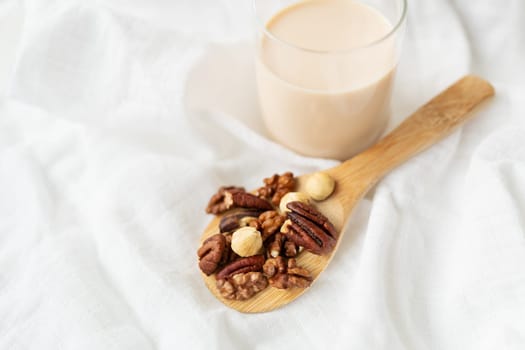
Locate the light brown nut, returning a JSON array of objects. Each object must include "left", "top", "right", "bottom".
[
  {"left": 270, "top": 273, "right": 312, "bottom": 289},
  {"left": 216, "top": 272, "right": 268, "bottom": 301},
  {"left": 305, "top": 172, "right": 335, "bottom": 201},
  {"left": 280, "top": 219, "right": 293, "bottom": 234},
  {"left": 263, "top": 256, "right": 286, "bottom": 278},
  {"left": 231, "top": 227, "right": 263, "bottom": 257},
  {"left": 258, "top": 210, "right": 286, "bottom": 241},
  {"left": 255, "top": 172, "right": 295, "bottom": 206},
  {"left": 265, "top": 258, "right": 312, "bottom": 289},
  {"left": 279, "top": 192, "right": 310, "bottom": 213}
]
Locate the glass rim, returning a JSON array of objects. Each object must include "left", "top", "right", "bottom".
[{"left": 253, "top": 0, "right": 408, "bottom": 55}]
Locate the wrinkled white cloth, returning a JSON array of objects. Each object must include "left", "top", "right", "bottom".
[{"left": 1, "top": 0, "right": 524, "bottom": 349}]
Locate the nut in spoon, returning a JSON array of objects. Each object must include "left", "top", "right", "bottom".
[{"left": 199, "top": 75, "right": 494, "bottom": 313}]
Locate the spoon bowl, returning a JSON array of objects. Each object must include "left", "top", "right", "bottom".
[{"left": 200, "top": 75, "right": 494, "bottom": 313}]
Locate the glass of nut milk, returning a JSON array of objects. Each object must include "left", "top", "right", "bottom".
[{"left": 254, "top": 0, "right": 407, "bottom": 160}]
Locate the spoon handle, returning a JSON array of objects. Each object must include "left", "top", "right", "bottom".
[{"left": 334, "top": 75, "right": 494, "bottom": 210}]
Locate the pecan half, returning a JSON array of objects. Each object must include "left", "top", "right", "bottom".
[
  {"left": 263, "top": 257, "right": 312, "bottom": 289},
  {"left": 206, "top": 187, "right": 272, "bottom": 215},
  {"left": 287, "top": 201, "right": 337, "bottom": 237},
  {"left": 219, "top": 208, "right": 264, "bottom": 233},
  {"left": 229, "top": 192, "right": 273, "bottom": 211},
  {"left": 197, "top": 234, "right": 227, "bottom": 275},
  {"left": 215, "top": 255, "right": 265, "bottom": 280},
  {"left": 221, "top": 233, "right": 239, "bottom": 265},
  {"left": 206, "top": 186, "right": 245, "bottom": 214},
  {"left": 216, "top": 272, "right": 268, "bottom": 301},
  {"left": 255, "top": 172, "right": 295, "bottom": 206},
  {"left": 284, "top": 201, "right": 337, "bottom": 255}
]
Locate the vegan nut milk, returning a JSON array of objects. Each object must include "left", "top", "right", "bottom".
[{"left": 256, "top": 0, "right": 397, "bottom": 159}]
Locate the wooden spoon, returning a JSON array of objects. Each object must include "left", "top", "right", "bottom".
[{"left": 200, "top": 75, "right": 494, "bottom": 313}]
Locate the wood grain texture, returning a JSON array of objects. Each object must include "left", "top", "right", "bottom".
[
  {"left": 333, "top": 75, "right": 495, "bottom": 215},
  {"left": 200, "top": 177, "right": 344, "bottom": 313},
  {"left": 200, "top": 75, "right": 494, "bottom": 313}
]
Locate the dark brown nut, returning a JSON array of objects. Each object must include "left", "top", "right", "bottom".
[
  {"left": 206, "top": 187, "right": 273, "bottom": 215},
  {"left": 216, "top": 272, "right": 268, "bottom": 301},
  {"left": 265, "top": 258, "right": 312, "bottom": 289},
  {"left": 197, "top": 234, "right": 227, "bottom": 275},
  {"left": 206, "top": 186, "right": 245, "bottom": 214},
  {"left": 221, "top": 234, "right": 239, "bottom": 265},
  {"left": 285, "top": 215, "right": 335, "bottom": 255},
  {"left": 284, "top": 201, "right": 337, "bottom": 255},
  {"left": 284, "top": 240, "right": 299, "bottom": 257},
  {"left": 215, "top": 255, "right": 265, "bottom": 280},
  {"left": 229, "top": 192, "right": 273, "bottom": 211},
  {"left": 219, "top": 208, "right": 264, "bottom": 233},
  {"left": 286, "top": 201, "right": 338, "bottom": 238},
  {"left": 258, "top": 210, "right": 286, "bottom": 241},
  {"left": 255, "top": 172, "right": 295, "bottom": 206}
]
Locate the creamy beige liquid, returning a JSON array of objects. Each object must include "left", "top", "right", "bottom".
[{"left": 256, "top": 0, "right": 397, "bottom": 160}]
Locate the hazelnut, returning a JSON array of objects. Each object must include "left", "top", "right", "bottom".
[
  {"left": 305, "top": 172, "right": 335, "bottom": 201},
  {"left": 231, "top": 227, "right": 263, "bottom": 257},
  {"left": 279, "top": 192, "right": 311, "bottom": 213}
]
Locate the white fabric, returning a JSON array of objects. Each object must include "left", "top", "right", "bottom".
[{"left": 1, "top": 0, "right": 524, "bottom": 348}]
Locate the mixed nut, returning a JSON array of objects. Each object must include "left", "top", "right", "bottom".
[{"left": 198, "top": 171, "right": 337, "bottom": 301}]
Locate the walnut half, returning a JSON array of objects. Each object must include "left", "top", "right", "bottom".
[
  {"left": 255, "top": 172, "right": 295, "bottom": 206},
  {"left": 216, "top": 272, "right": 268, "bottom": 301},
  {"left": 263, "top": 257, "right": 312, "bottom": 289},
  {"left": 258, "top": 210, "right": 286, "bottom": 241}
]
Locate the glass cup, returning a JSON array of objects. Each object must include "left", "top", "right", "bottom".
[{"left": 253, "top": 0, "right": 407, "bottom": 160}]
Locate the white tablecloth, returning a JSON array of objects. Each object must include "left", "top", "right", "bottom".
[{"left": 1, "top": 0, "right": 524, "bottom": 349}]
